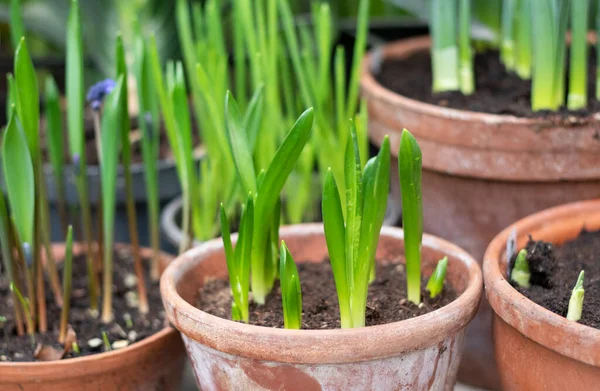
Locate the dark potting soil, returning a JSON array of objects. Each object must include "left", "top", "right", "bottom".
[
  {"left": 198, "top": 260, "right": 457, "bottom": 329},
  {"left": 376, "top": 49, "right": 600, "bottom": 119},
  {"left": 0, "top": 247, "right": 167, "bottom": 362},
  {"left": 509, "top": 230, "right": 600, "bottom": 330}
]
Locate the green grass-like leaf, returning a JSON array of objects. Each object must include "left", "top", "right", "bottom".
[
  {"left": 9, "top": 0, "right": 24, "bottom": 50},
  {"left": 14, "top": 38, "right": 40, "bottom": 163},
  {"left": 66, "top": 0, "right": 84, "bottom": 158},
  {"left": 280, "top": 241, "right": 302, "bottom": 329}
]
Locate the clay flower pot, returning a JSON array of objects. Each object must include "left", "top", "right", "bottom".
[
  {"left": 0, "top": 243, "right": 187, "bottom": 391},
  {"left": 484, "top": 200, "right": 600, "bottom": 391},
  {"left": 160, "top": 224, "right": 482, "bottom": 391},
  {"left": 360, "top": 36, "right": 600, "bottom": 388}
]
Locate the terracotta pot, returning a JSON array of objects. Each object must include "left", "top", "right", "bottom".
[
  {"left": 484, "top": 200, "right": 600, "bottom": 390},
  {"left": 161, "top": 224, "right": 482, "bottom": 391},
  {"left": 0, "top": 243, "right": 186, "bottom": 391},
  {"left": 360, "top": 36, "right": 600, "bottom": 389}
]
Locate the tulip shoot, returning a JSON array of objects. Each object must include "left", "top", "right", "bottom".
[
  {"left": 566, "top": 270, "right": 585, "bottom": 322},
  {"left": 511, "top": 249, "right": 531, "bottom": 288},
  {"left": 427, "top": 256, "right": 448, "bottom": 298},
  {"left": 280, "top": 241, "right": 302, "bottom": 329},
  {"left": 568, "top": 0, "right": 590, "bottom": 110}
]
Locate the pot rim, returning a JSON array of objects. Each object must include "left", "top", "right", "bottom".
[
  {"left": 160, "top": 223, "right": 482, "bottom": 364},
  {"left": 360, "top": 35, "right": 600, "bottom": 127},
  {"left": 0, "top": 243, "right": 179, "bottom": 379},
  {"left": 483, "top": 199, "right": 600, "bottom": 367}
]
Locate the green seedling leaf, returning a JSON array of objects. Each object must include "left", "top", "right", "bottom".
[
  {"left": 511, "top": 249, "right": 531, "bottom": 288},
  {"left": 14, "top": 38, "right": 40, "bottom": 162},
  {"left": 102, "top": 331, "right": 111, "bottom": 351},
  {"left": 427, "top": 256, "right": 449, "bottom": 298},
  {"left": 243, "top": 85, "right": 265, "bottom": 152},
  {"left": 399, "top": 129, "right": 423, "bottom": 305},
  {"left": 66, "top": 0, "right": 84, "bottom": 158},
  {"left": 2, "top": 111, "right": 34, "bottom": 249},
  {"left": 280, "top": 241, "right": 302, "bottom": 329},
  {"left": 225, "top": 91, "right": 258, "bottom": 196},
  {"left": 566, "top": 270, "right": 585, "bottom": 322},
  {"left": 45, "top": 75, "right": 65, "bottom": 190},
  {"left": 6, "top": 74, "right": 16, "bottom": 122},
  {"left": 10, "top": 282, "right": 34, "bottom": 338}
]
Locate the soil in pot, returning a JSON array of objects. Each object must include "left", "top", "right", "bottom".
[
  {"left": 509, "top": 229, "right": 600, "bottom": 330},
  {"left": 0, "top": 247, "right": 166, "bottom": 362},
  {"left": 198, "top": 260, "right": 457, "bottom": 329},
  {"left": 376, "top": 49, "right": 600, "bottom": 119}
]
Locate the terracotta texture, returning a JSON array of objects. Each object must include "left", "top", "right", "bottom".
[
  {"left": 161, "top": 224, "right": 483, "bottom": 391},
  {"left": 360, "top": 36, "right": 600, "bottom": 389},
  {"left": 0, "top": 243, "right": 186, "bottom": 391},
  {"left": 484, "top": 200, "right": 600, "bottom": 390}
]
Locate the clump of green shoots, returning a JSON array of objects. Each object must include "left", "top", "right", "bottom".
[
  {"left": 322, "top": 125, "right": 390, "bottom": 328},
  {"left": 566, "top": 270, "right": 585, "bottom": 322},
  {"left": 511, "top": 248, "right": 531, "bottom": 288}
]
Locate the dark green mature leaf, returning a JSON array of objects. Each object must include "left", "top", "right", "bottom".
[
  {"left": 225, "top": 91, "right": 257, "bottom": 195},
  {"left": 66, "top": 0, "right": 84, "bottom": 158},
  {"left": 280, "top": 241, "right": 302, "bottom": 329},
  {"left": 45, "top": 75, "right": 64, "bottom": 187},
  {"left": 2, "top": 111, "right": 34, "bottom": 247},
  {"left": 399, "top": 129, "right": 423, "bottom": 304},
  {"left": 255, "top": 107, "right": 314, "bottom": 227},
  {"left": 14, "top": 38, "right": 40, "bottom": 162},
  {"left": 243, "top": 85, "right": 265, "bottom": 152}
]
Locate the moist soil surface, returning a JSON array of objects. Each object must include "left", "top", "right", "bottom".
[
  {"left": 509, "top": 230, "right": 600, "bottom": 330},
  {"left": 198, "top": 260, "right": 457, "bottom": 329},
  {"left": 0, "top": 247, "right": 166, "bottom": 362},
  {"left": 376, "top": 49, "right": 600, "bottom": 119}
]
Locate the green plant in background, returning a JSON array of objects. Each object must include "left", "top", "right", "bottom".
[
  {"left": 511, "top": 248, "right": 531, "bottom": 288},
  {"left": 426, "top": 256, "right": 448, "bottom": 298},
  {"left": 566, "top": 270, "right": 585, "bottom": 322},
  {"left": 220, "top": 195, "right": 254, "bottom": 323},
  {"left": 280, "top": 241, "right": 302, "bottom": 329},
  {"left": 58, "top": 225, "right": 73, "bottom": 344},
  {"left": 322, "top": 126, "right": 390, "bottom": 328},
  {"left": 568, "top": 0, "right": 590, "bottom": 110},
  {"left": 398, "top": 129, "right": 423, "bottom": 305}
]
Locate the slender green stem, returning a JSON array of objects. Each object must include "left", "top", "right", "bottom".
[
  {"left": 568, "top": 0, "right": 590, "bottom": 110},
  {"left": 10, "top": 282, "right": 34, "bottom": 340},
  {"left": 501, "top": 0, "right": 517, "bottom": 70},
  {"left": 515, "top": 0, "right": 532, "bottom": 79},
  {"left": 59, "top": 226, "right": 74, "bottom": 344},
  {"left": 430, "top": 0, "right": 460, "bottom": 92},
  {"left": 459, "top": 0, "right": 474, "bottom": 94}
]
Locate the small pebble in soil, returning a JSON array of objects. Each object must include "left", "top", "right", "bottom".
[{"left": 112, "top": 340, "right": 129, "bottom": 350}]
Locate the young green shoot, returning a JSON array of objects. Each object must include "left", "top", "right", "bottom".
[
  {"left": 220, "top": 195, "right": 254, "bottom": 323},
  {"left": 568, "top": 0, "right": 590, "bottom": 110},
  {"left": 399, "top": 129, "right": 423, "bottom": 305},
  {"left": 99, "top": 76, "right": 126, "bottom": 323},
  {"left": 67, "top": 0, "right": 99, "bottom": 312},
  {"left": 9, "top": 0, "right": 24, "bottom": 50},
  {"left": 427, "top": 256, "right": 448, "bottom": 298},
  {"left": 514, "top": 0, "right": 532, "bottom": 79},
  {"left": 500, "top": 0, "right": 517, "bottom": 71},
  {"left": 430, "top": 0, "right": 459, "bottom": 92},
  {"left": 115, "top": 34, "right": 149, "bottom": 315},
  {"left": 323, "top": 126, "right": 390, "bottom": 329},
  {"left": 10, "top": 283, "right": 34, "bottom": 342},
  {"left": 59, "top": 226, "right": 74, "bottom": 344},
  {"left": 459, "top": 0, "right": 474, "bottom": 94},
  {"left": 511, "top": 249, "right": 531, "bottom": 288},
  {"left": 101, "top": 331, "right": 111, "bottom": 352},
  {"left": 280, "top": 241, "right": 302, "bottom": 329},
  {"left": 72, "top": 341, "right": 81, "bottom": 354},
  {"left": 566, "top": 271, "right": 585, "bottom": 322}
]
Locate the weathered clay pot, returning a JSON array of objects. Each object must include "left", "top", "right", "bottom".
[
  {"left": 161, "top": 224, "right": 482, "bottom": 391},
  {"left": 0, "top": 243, "right": 186, "bottom": 391},
  {"left": 484, "top": 200, "right": 600, "bottom": 390},
  {"left": 360, "top": 36, "right": 600, "bottom": 388}
]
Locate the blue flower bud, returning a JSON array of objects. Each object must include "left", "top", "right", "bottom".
[{"left": 86, "top": 79, "right": 117, "bottom": 111}]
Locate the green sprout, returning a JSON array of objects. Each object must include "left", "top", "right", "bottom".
[
  {"left": 101, "top": 331, "right": 111, "bottom": 352},
  {"left": 220, "top": 195, "right": 254, "bottom": 323},
  {"left": 322, "top": 126, "right": 390, "bottom": 329},
  {"left": 427, "top": 256, "right": 448, "bottom": 298},
  {"left": 511, "top": 248, "right": 531, "bottom": 288},
  {"left": 566, "top": 271, "right": 585, "bottom": 322},
  {"left": 430, "top": 0, "right": 460, "bottom": 92},
  {"left": 67, "top": 0, "right": 99, "bottom": 312},
  {"left": 10, "top": 282, "right": 34, "bottom": 343},
  {"left": 280, "top": 241, "right": 302, "bottom": 330},
  {"left": 72, "top": 342, "right": 81, "bottom": 354},
  {"left": 530, "top": 0, "right": 569, "bottom": 111},
  {"left": 514, "top": 0, "right": 532, "bottom": 79},
  {"left": 567, "top": 0, "right": 590, "bottom": 110},
  {"left": 59, "top": 226, "right": 74, "bottom": 344},
  {"left": 399, "top": 129, "right": 423, "bottom": 305},
  {"left": 459, "top": 0, "right": 474, "bottom": 94},
  {"left": 99, "top": 76, "right": 126, "bottom": 323},
  {"left": 500, "top": 0, "right": 517, "bottom": 71},
  {"left": 133, "top": 34, "right": 161, "bottom": 280}
]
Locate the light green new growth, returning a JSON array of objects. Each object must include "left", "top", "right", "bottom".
[
  {"left": 566, "top": 271, "right": 585, "bottom": 322},
  {"left": 322, "top": 125, "right": 390, "bottom": 329},
  {"left": 220, "top": 194, "right": 254, "bottom": 323},
  {"left": 427, "top": 256, "right": 449, "bottom": 298},
  {"left": 430, "top": 0, "right": 459, "bottom": 92},
  {"left": 501, "top": 0, "right": 517, "bottom": 70},
  {"left": 459, "top": 0, "right": 474, "bottom": 95},
  {"left": 10, "top": 282, "right": 34, "bottom": 340},
  {"left": 280, "top": 241, "right": 302, "bottom": 329},
  {"left": 9, "top": 0, "right": 24, "bottom": 50},
  {"left": 102, "top": 331, "right": 111, "bottom": 352},
  {"left": 515, "top": 0, "right": 532, "bottom": 79},
  {"left": 568, "top": 0, "right": 590, "bottom": 110},
  {"left": 398, "top": 129, "right": 423, "bottom": 305},
  {"left": 511, "top": 249, "right": 530, "bottom": 288}
]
